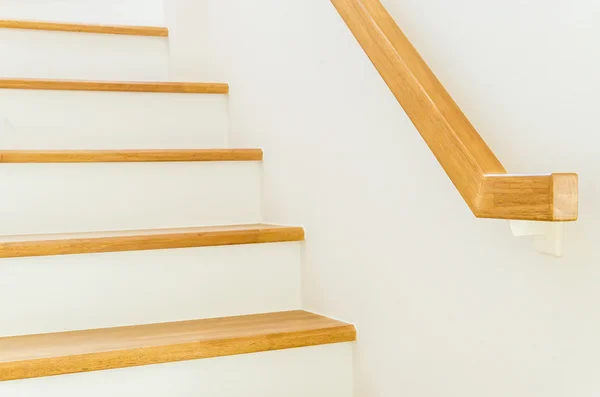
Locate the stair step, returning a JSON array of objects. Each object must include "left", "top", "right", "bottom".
[
  {"left": 0, "top": 310, "right": 356, "bottom": 382},
  {"left": 0, "top": 19, "right": 168, "bottom": 36},
  {"left": 0, "top": 1, "right": 164, "bottom": 28},
  {"left": 0, "top": 343, "right": 353, "bottom": 396},
  {"left": 0, "top": 25, "right": 168, "bottom": 81},
  {"left": 0, "top": 161, "right": 261, "bottom": 235},
  {"left": 0, "top": 149, "right": 263, "bottom": 163},
  {"left": 0, "top": 88, "right": 228, "bottom": 149},
  {"left": 0, "top": 241, "right": 302, "bottom": 337},
  {"left": 0, "top": 224, "right": 305, "bottom": 258},
  {"left": 0, "top": 78, "right": 228, "bottom": 94}
]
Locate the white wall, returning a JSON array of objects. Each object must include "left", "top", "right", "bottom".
[{"left": 171, "top": 1, "right": 600, "bottom": 396}]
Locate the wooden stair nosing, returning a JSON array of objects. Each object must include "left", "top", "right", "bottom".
[
  {"left": 0, "top": 310, "right": 356, "bottom": 381},
  {"left": 0, "top": 78, "right": 229, "bottom": 94},
  {"left": 0, "top": 149, "right": 263, "bottom": 163},
  {"left": 0, "top": 19, "right": 168, "bottom": 37},
  {"left": 0, "top": 224, "right": 305, "bottom": 259}
]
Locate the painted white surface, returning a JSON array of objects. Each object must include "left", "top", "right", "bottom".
[
  {"left": 0, "top": 343, "right": 353, "bottom": 397},
  {"left": 510, "top": 220, "right": 565, "bottom": 257},
  {"left": 163, "top": 0, "right": 222, "bottom": 82},
  {"left": 0, "top": 29, "right": 168, "bottom": 81},
  {"left": 0, "top": 162, "right": 261, "bottom": 235},
  {"left": 0, "top": 242, "right": 301, "bottom": 336},
  {"left": 0, "top": 90, "right": 228, "bottom": 149},
  {"left": 0, "top": 0, "right": 164, "bottom": 26},
  {"left": 168, "top": 0, "right": 599, "bottom": 396}
]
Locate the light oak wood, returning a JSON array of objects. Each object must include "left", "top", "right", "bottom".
[
  {"left": 477, "top": 174, "right": 579, "bottom": 221},
  {"left": 0, "top": 310, "right": 356, "bottom": 381},
  {"left": 0, "top": 19, "right": 168, "bottom": 37},
  {"left": 0, "top": 149, "right": 263, "bottom": 163},
  {"left": 0, "top": 224, "right": 304, "bottom": 259},
  {"left": 331, "top": 0, "right": 578, "bottom": 221},
  {"left": 0, "top": 78, "right": 229, "bottom": 94}
]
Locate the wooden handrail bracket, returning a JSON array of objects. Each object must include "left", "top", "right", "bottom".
[{"left": 331, "top": 0, "right": 578, "bottom": 221}]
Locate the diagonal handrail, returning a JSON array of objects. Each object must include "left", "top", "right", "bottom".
[{"left": 331, "top": 0, "right": 578, "bottom": 221}]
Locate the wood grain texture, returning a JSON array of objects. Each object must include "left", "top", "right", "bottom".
[
  {"left": 552, "top": 173, "right": 579, "bottom": 221},
  {"left": 331, "top": 0, "right": 578, "bottom": 221},
  {"left": 0, "top": 310, "right": 356, "bottom": 381},
  {"left": 0, "top": 149, "right": 263, "bottom": 163},
  {"left": 0, "top": 224, "right": 304, "bottom": 259},
  {"left": 0, "top": 78, "right": 229, "bottom": 94},
  {"left": 477, "top": 174, "right": 578, "bottom": 221},
  {"left": 0, "top": 19, "right": 168, "bottom": 37}
]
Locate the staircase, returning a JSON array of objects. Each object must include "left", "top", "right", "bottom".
[{"left": 0, "top": 6, "right": 355, "bottom": 396}]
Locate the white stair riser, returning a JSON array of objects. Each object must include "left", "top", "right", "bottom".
[
  {"left": 0, "top": 0, "right": 164, "bottom": 26},
  {"left": 0, "top": 90, "right": 228, "bottom": 149},
  {"left": 0, "top": 162, "right": 261, "bottom": 235},
  {"left": 0, "top": 29, "right": 169, "bottom": 81},
  {"left": 0, "top": 242, "right": 301, "bottom": 337},
  {"left": 0, "top": 343, "right": 353, "bottom": 397}
]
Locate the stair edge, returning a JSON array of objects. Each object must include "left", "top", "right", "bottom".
[{"left": 0, "top": 19, "right": 168, "bottom": 37}]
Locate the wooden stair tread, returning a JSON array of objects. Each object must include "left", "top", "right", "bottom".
[
  {"left": 0, "top": 149, "right": 263, "bottom": 163},
  {"left": 0, "top": 310, "right": 356, "bottom": 381},
  {"left": 0, "top": 78, "right": 228, "bottom": 94},
  {"left": 0, "top": 224, "right": 305, "bottom": 258},
  {"left": 0, "top": 19, "right": 168, "bottom": 37}
]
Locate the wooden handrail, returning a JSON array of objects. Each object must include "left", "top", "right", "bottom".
[{"left": 331, "top": 0, "right": 578, "bottom": 221}]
